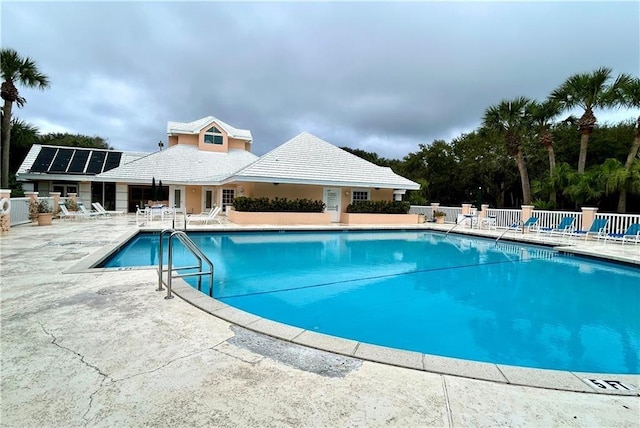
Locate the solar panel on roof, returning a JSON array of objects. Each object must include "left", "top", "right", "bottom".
[
  {"left": 30, "top": 147, "right": 57, "bottom": 172},
  {"left": 103, "top": 152, "right": 122, "bottom": 172},
  {"left": 67, "top": 150, "right": 90, "bottom": 173},
  {"left": 49, "top": 148, "right": 74, "bottom": 172},
  {"left": 86, "top": 151, "right": 106, "bottom": 174}
]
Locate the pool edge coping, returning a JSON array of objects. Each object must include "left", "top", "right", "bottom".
[{"left": 79, "top": 224, "right": 640, "bottom": 396}]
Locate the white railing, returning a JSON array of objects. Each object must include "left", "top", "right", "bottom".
[
  {"left": 409, "top": 205, "right": 431, "bottom": 217},
  {"left": 414, "top": 204, "right": 640, "bottom": 234},
  {"left": 532, "top": 209, "right": 583, "bottom": 230},
  {"left": 9, "top": 197, "right": 31, "bottom": 226},
  {"left": 596, "top": 212, "right": 640, "bottom": 234},
  {"left": 409, "top": 205, "right": 462, "bottom": 223},
  {"left": 438, "top": 206, "right": 462, "bottom": 223},
  {"left": 486, "top": 208, "right": 521, "bottom": 229}
]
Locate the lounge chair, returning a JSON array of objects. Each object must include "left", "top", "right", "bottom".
[
  {"left": 58, "top": 203, "right": 81, "bottom": 221},
  {"left": 507, "top": 216, "right": 539, "bottom": 233},
  {"left": 572, "top": 218, "right": 608, "bottom": 241},
  {"left": 186, "top": 206, "right": 221, "bottom": 225},
  {"left": 602, "top": 223, "right": 640, "bottom": 245},
  {"left": 92, "top": 202, "right": 125, "bottom": 217},
  {"left": 538, "top": 217, "right": 575, "bottom": 236},
  {"left": 77, "top": 202, "right": 101, "bottom": 219}
]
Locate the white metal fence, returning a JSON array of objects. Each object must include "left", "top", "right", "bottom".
[
  {"left": 9, "top": 197, "right": 31, "bottom": 226},
  {"left": 412, "top": 204, "right": 640, "bottom": 235},
  {"left": 532, "top": 209, "right": 583, "bottom": 231},
  {"left": 486, "top": 208, "right": 521, "bottom": 229},
  {"left": 596, "top": 212, "right": 640, "bottom": 234}
]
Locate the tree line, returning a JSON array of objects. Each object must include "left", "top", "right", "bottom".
[{"left": 345, "top": 68, "right": 640, "bottom": 213}]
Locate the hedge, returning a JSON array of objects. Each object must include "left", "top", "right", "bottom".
[
  {"left": 233, "top": 197, "right": 325, "bottom": 212},
  {"left": 346, "top": 200, "right": 410, "bottom": 214}
]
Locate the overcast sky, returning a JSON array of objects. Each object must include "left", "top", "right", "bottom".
[{"left": 3, "top": 1, "right": 639, "bottom": 159}]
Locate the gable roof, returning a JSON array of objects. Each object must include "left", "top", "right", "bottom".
[
  {"left": 95, "top": 144, "right": 259, "bottom": 184},
  {"left": 232, "top": 132, "right": 420, "bottom": 190},
  {"left": 166, "top": 116, "right": 252, "bottom": 142}
]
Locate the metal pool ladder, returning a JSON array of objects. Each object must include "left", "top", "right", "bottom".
[{"left": 157, "top": 228, "right": 214, "bottom": 299}]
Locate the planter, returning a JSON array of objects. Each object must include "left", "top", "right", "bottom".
[
  {"left": 37, "top": 213, "right": 53, "bottom": 226},
  {"left": 435, "top": 216, "right": 445, "bottom": 224}
]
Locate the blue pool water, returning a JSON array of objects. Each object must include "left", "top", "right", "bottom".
[{"left": 101, "top": 230, "right": 640, "bottom": 374}]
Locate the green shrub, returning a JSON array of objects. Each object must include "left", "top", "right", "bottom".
[
  {"left": 346, "top": 200, "right": 410, "bottom": 214},
  {"left": 233, "top": 197, "right": 325, "bottom": 212}
]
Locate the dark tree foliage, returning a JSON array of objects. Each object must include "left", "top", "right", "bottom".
[{"left": 38, "top": 133, "right": 112, "bottom": 149}]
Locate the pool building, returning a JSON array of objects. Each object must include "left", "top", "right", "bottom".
[{"left": 17, "top": 116, "right": 420, "bottom": 220}]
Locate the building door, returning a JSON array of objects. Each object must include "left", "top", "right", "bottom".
[
  {"left": 323, "top": 187, "right": 341, "bottom": 223},
  {"left": 170, "top": 186, "right": 185, "bottom": 210},
  {"left": 203, "top": 188, "right": 215, "bottom": 212}
]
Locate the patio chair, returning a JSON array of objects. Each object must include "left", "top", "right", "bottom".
[
  {"left": 186, "top": 206, "right": 221, "bottom": 225},
  {"left": 77, "top": 202, "right": 102, "bottom": 219},
  {"left": 507, "top": 216, "right": 539, "bottom": 233},
  {"left": 538, "top": 217, "right": 575, "bottom": 236},
  {"left": 572, "top": 218, "right": 608, "bottom": 241},
  {"left": 92, "top": 202, "right": 125, "bottom": 217},
  {"left": 602, "top": 223, "right": 640, "bottom": 245},
  {"left": 58, "top": 203, "right": 81, "bottom": 221}
]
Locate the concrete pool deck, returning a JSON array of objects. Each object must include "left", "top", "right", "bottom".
[{"left": 1, "top": 216, "right": 639, "bottom": 427}]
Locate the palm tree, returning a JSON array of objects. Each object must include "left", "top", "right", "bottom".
[
  {"left": 563, "top": 165, "right": 604, "bottom": 207},
  {"left": 600, "top": 158, "right": 640, "bottom": 213},
  {"left": 531, "top": 99, "right": 561, "bottom": 206},
  {"left": 613, "top": 76, "right": 640, "bottom": 212},
  {"left": 1, "top": 48, "right": 50, "bottom": 188},
  {"left": 550, "top": 67, "right": 627, "bottom": 174},
  {"left": 482, "top": 97, "right": 534, "bottom": 205}
]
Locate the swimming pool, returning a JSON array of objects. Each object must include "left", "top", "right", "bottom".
[{"left": 101, "top": 230, "right": 640, "bottom": 374}]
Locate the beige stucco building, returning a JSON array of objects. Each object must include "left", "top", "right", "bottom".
[{"left": 17, "top": 116, "right": 420, "bottom": 221}]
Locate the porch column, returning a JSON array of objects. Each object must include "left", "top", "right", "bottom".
[
  {"left": 480, "top": 204, "right": 490, "bottom": 219},
  {"left": 0, "top": 189, "right": 11, "bottom": 232},
  {"left": 581, "top": 207, "right": 598, "bottom": 231},
  {"left": 461, "top": 203, "right": 472, "bottom": 215},
  {"left": 50, "top": 192, "right": 61, "bottom": 217},
  {"left": 521, "top": 205, "right": 534, "bottom": 223},
  {"left": 430, "top": 202, "right": 439, "bottom": 218}
]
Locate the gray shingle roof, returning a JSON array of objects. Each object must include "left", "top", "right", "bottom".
[
  {"left": 95, "top": 144, "right": 258, "bottom": 184},
  {"left": 166, "top": 116, "right": 252, "bottom": 142},
  {"left": 232, "top": 132, "right": 420, "bottom": 190}
]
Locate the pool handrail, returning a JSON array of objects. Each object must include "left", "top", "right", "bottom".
[{"left": 158, "top": 228, "right": 215, "bottom": 299}]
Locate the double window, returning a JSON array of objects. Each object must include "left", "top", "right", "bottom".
[{"left": 204, "top": 126, "right": 224, "bottom": 145}]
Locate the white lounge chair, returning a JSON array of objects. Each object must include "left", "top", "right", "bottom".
[
  {"left": 602, "top": 223, "right": 640, "bottom": 245},
  {"left": 77, "top": 202, "right": 101, "bottom": 219},
  {"left": 538, "top": 216, "right": 575, "bottom": 237},
  {"left": 186, "top": 206, "right": 221, "bottom": 225},
  {"left": 92, "top": 202, "right": 125, "bottom": 217},
  {"left": 573, "top": 218, "right": 608, "bottom": 241},
  {"left": 58, "top": 203, "right": 81, "bottom": 221}
]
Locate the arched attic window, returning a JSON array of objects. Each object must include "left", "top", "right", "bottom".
[{"left": 204, "top": 126, "right": 224, "bottom": 145}]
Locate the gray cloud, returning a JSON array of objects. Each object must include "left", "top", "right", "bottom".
[{"left": 3, "top": 1, "right": 639, "bottom": 159}]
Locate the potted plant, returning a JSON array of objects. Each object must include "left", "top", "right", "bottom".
[
  {"left": 433, "top": 210, "right": 447, "bottom": 224},
  {"left": 29, "top": 199, "right": 53, "bottom": 226}
]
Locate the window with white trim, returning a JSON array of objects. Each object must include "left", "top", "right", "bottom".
[
  {"left": 351, "top": 190, "right": 370, "bottom": 203},
  {"left": 222, "top": 189, "right": 235, "bottom": 208},
  {"left": 204, "top": 126, "right": 224, "bottom": 145}
]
